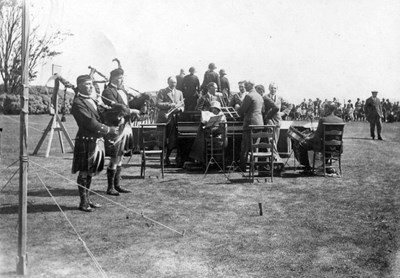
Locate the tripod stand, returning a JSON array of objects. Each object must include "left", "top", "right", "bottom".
[
  {"left": 203, "top": 124, "right": 227, "bottom": 179},
  {"left": 226, "top": 122, "right": 244, "bottom": 178}
]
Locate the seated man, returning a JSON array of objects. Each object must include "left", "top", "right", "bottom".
[
  {"left": 295, "top": 101, "right": 344, "bottom": 175},
  {"left": 189, "top": 101, "right": 227, "bottom": 164}
]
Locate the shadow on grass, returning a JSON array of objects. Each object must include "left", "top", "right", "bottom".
[
  {"left": 0, "top": 203, "right": 76, "bottom": 214},
  {"left": 28, "top": 188, "right": 77, "bottom": 197}
]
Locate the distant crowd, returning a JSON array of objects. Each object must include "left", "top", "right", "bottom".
[{"left": 285, "top": 97, "right": 400, "bottom": 123}]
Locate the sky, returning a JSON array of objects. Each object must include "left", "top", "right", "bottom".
[{"left": 32, "top": 0, "right": 400, "bottom": 104}]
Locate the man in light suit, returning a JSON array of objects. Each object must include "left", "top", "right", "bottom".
[
  {"left": 196, "top": 82, "right": 219, "bottom": 111},
  {"left": 238, "top": 81, "right": 264, "bottom": 171},
  {"left": 156, "top": 76, "right": 185, "bottom": 165},
  {"left": 264, "top": 82, "right": 293, "bottom": 162},
  {"left": 365, "top": 91, "right": 383, "bottom": 140}
]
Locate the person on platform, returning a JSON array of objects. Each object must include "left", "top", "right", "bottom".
[
  {"left": 196, "top": 82, "right": 219, "bottom": 111},
  {"left": 182, "top": 66, "right": 200, "bottom": 111},
  {"left": 264, "top": 82, "right": 292, "bottom": 163},
  {"left": 219, "top": 69, "right": 230, "bottom": 105},
  {"left": 229, "top": 81, "right": 248, "bottom": 111},
  {"left": 238, "top": 81, "right": 264, "bottom": 171},
  {"left": 71, "top": 75, "right": 119, "bottom": 212},
  {"left": 189, "top": 101, "right": 227, "bottom": 164},
  {"left": 176, "top": 69, "right": 185, "bottom": 92},
  {"left": 102, "top": 67, "right": 139, "bottom": 195},
  {"left": 257, "top": 84, "right": 279, "bottom": 125},
  {"left": 365, "top": 91, "right": 383, "bottom": 140},
  {"left": 295, "top": 101, "right": 344, "bottom": 175},
  {"left": 156, "top": 76, "right": 185, "bottom": 165},
  {"left": 200, "top": 63, "right": 220, "bottom": 95}
]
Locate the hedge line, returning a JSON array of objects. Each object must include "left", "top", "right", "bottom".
[{"left": 0, "top": 85, "right": 74, "bottom": 115}]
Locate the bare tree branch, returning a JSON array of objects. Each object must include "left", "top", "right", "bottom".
[{"left": 0, "top": 0, "right": 72, "bottom": 94}]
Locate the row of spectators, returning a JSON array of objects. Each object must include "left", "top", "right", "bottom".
[{"left": 285, "top": 97, "right": 400, "bottom": 122}]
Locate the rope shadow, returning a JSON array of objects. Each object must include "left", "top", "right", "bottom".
[{"left": 0, "top": 203, "right": 76, "bottom": 214}]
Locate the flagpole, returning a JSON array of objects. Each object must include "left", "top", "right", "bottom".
[{"left": 17, "top": 0, "right": 29, "bottom": 274}]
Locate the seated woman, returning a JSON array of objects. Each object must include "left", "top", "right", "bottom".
[
  {"left": 189, "top": 101, "right": 227, "bottom": 165},
  {"left": 294, "top": 101, "right": 344, "bottom": 175}
]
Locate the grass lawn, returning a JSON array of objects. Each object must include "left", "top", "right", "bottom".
[{"left": 1, "top": 114, "right": 400, "bottom": 277}]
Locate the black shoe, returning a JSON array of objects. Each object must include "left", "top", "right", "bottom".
[
  {"left": 79, "top": 205, "right": 93, "bottom": 212},
  {"left": 106, "top": 189, "right": 120, "bottom": 196},
  {"left": 378, "top": 137, "right": 383, "bottom": 140},
  {"left": 115, "top": 186, "right": 131, "bottom": 193},
  {"left": 371, "top": 136, "right": 375, "bottom": 140},
  {"left": 326, "top": 168, "right": 336, "bottom": 174}
]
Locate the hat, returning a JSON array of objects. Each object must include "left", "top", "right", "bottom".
[
  {"left": 371, "top": 91, "right": 378, "bottom": 94},
  {"left": 219, "top": 69, "right": 226, "bottom": 75},
  {"left": 76, "top": 75, "right": 92, "bottom": 85},
  {"left": 210, "top": 101, "right": 221, "bottom": 111},
  {"left": 110, "top": 68, "right": 124, "bottom": 79},
  {"left": 208, "top": 63, "right": 217, "bottom": 70}
]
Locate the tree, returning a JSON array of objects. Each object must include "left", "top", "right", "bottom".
[{"left": 0, "top": 0, "right": 72, "bottom": 94}]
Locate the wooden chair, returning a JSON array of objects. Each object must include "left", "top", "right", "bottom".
[
  {"left": 140, "top": 123, "right": 167, "bottom": 178},
  {"left": 248, "top": 125, "right": 275, "bottom": 182},
  {"left": 312, "top": 123, "right": 345, "bottom": 177}
]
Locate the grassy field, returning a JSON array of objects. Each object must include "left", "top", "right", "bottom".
[{"left": 1, "top": 114, "right": 400, "bottom": 278}]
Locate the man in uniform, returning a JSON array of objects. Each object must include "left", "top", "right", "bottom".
[
  {"left": 102, "top": 67, "right": 139, "bottom": 195},
  {"left": 365, "top": 91, "right": 383, "bottom": 140},
  {"left": 200, "top": 63, "right": 220, "bottom": 95},
  {"left": 182, "top": 66, "right": 200, "bottom": 111},
  {"left": 156, "top": 76, "right": 185, "bottom": 165},
  {"left": 71, "top": 75, "right": 118, "bottom": 212}
]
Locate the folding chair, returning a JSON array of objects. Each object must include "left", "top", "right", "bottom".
[
  {"left": 140, "top": 123, "right": 167, "bottom": 178},
  {"left": 313, "top": 123, "right": 345, "bottom": 177},
  {"left": 248, "top": 125, "right": 275, "bottom": 182}
]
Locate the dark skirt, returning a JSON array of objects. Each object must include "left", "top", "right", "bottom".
[{"left": 72, "top": 137, "right": 105, "bottom": 175}]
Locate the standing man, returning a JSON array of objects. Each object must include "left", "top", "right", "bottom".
[
  {"left": 182, "top": 66, "right": 200, "bottom": 111},
  {"left": 229, "top": 81, "right": 248, "bottom": 111},
  {"left": 176, "top": 69, "right": 185, "bottom": 92},
  {"left": 102, "top": 67, "right": 138, "bottom": 195},
  {"left": 238, "top": 81, "right": 264, "bottom": 172},
  {"left": 219, "top": 69, "right": 230, "bottom": 105},
  {"left": 71, "top": 75, "right": 118, "bottom": 212},
  {"left": 196, "top": 82, "right": 219, "bottom": 111},
  {"left": 264, "top": 82, "right": 292, "bottom": 163},
  {"left": 156, "top": 76, "right": 185, "bottom": 165},
  {"left": 201, "top": 63, "right": 220, "bottom": 95},
  {"left": 365, "top": 91, "right": 383, "bottom": 140}
]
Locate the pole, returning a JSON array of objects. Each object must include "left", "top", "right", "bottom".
[{"left": 17, "top": 0, "right": 29, "bottom": 274}]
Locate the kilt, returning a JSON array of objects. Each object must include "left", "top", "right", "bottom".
[
  {"left": 105, "top": 122, "right": 134, "bottom": 157},
  {"left": 72, "top": 137, "right": 105, "bottom": 175}
]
